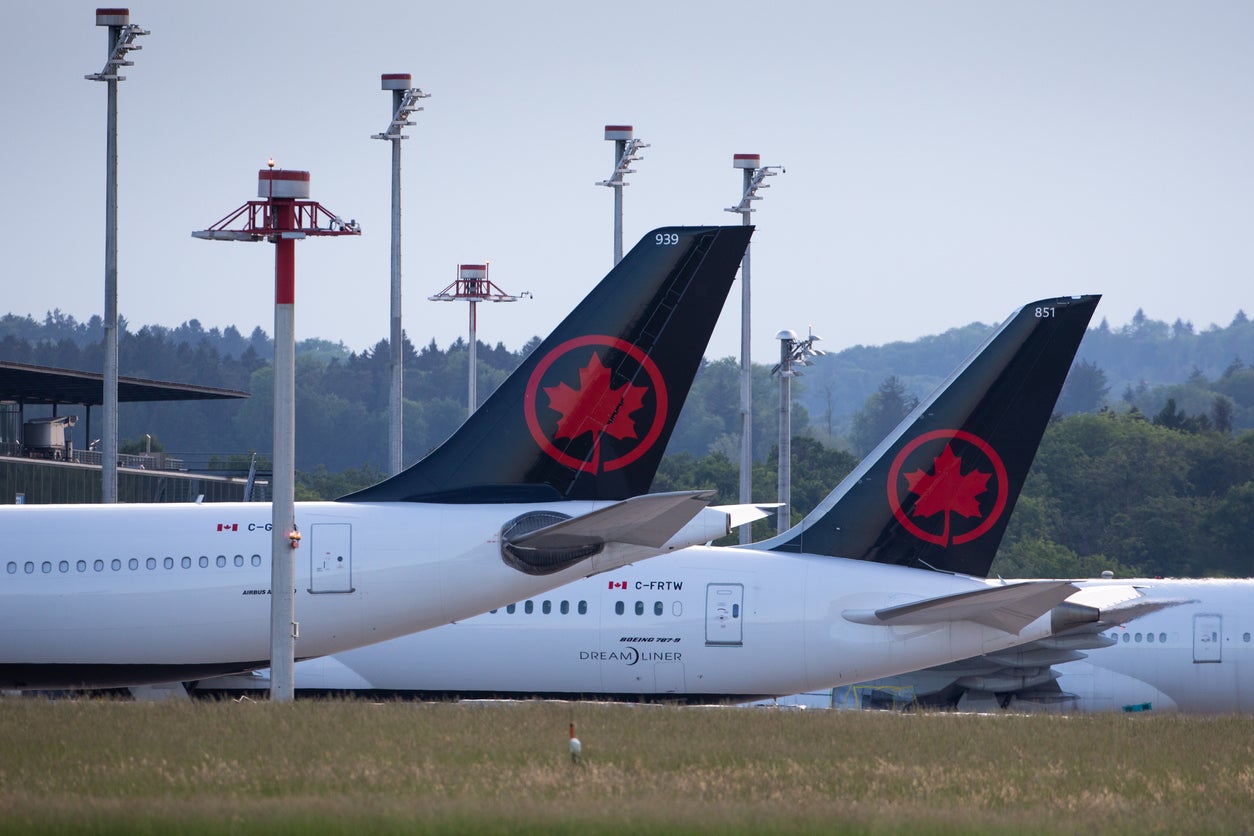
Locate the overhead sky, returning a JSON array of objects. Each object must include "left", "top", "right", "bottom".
[{"left": 3, "top": 2, "right": 1252, "bottom": 363}]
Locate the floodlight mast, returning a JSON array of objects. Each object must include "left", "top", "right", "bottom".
[
  {"left": 86, "top": 8, "right": 148, "bottom": 503},
  {"left": 372, "top": 74, "right": 429, "bottom": 476},
  {"left": 726, "top": 154, "right": 783, "bottom": 543},
  {"left": 429, "top": 265, "right": 521, "bottom": 418},
  {"left": 597, "top": 125, "right": 648, "bottom": 265},
  {"left": 192, "top": 167, "right": 361, "bottom": 702},
  {"left": 772, "top": 327, "right": 824, "bottom": 533}
]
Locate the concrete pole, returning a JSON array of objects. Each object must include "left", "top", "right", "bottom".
[
  {"left": 468, "top": 300, "right": 478, "bottom": 417},
  {"left": 738, "top": 166, "right": 754, "bottom": 544},
  {"left": 612, "top": 137, "right": 625, "bottom": 265},
  {"left": 387, "top": 88, "right": 404, "bottom": 475},
  {"left": 270, "top": 197, "right": 297, "bottom": 703},
  {"left": 101, "top": 22, "right": 121, "bottom": 503},
  {"left": 776, "top": 335, "right": 793, "bottom": 534}
]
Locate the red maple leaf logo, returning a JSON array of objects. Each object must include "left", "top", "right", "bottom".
[
  {"left": 543, "top": 352, "right": 648, "bottom": 470},
  {"left": 902, "top": 444, "right": 991, "bottom": 547}
]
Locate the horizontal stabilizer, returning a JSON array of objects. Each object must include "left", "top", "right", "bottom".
[
  {"left": 844, "top": 580, "right": 1079, "bottom": 635},
  {"left": 513, "top": 490, "right": 715, "bottom": 550},
  {"left": 713, "top": 503, "right": 776, "bottom": 530}
]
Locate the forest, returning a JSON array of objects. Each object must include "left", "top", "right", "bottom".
[{"left": 2, "top": 305, "right": 1252, "bottom": 578}]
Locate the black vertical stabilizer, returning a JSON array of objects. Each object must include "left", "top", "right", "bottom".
[
  {"left": 340, "top": 226, "right": 753, "bottom": 504},
  {"left": 754, "top": 295, "right": 1099, "bottom": 577}
]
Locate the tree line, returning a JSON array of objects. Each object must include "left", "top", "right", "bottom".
[{"left": 3, "top": 307, "right": 1252, "bottom": 577}]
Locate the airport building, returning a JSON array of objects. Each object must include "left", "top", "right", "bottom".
[{"left": 0, "top": 361, "right": 262, "bottom": 504}]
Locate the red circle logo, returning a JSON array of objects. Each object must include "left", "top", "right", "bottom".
[
  {"left": 524, "top": 336, "right": 668, "bottom": 474},
  {"left": 886, "top": 429, "right": 1008, "bottom": 547}
]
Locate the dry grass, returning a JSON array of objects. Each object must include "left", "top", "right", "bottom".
[{"left": 1, "top": 697, "right": 1252, "bottom": 834}]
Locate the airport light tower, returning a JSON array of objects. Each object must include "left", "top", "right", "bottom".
[
  {"left": 772, "top": 327, "right": 824, "bottom": 533},
  {"left": 596, "top": 125, "right": 648, "bottom": 265},
  {"left": 372, "top": 74, "right": 429, "bottom": 475},
  {"left": 192, "top": 166, "right": 361, "bottom": 702},
  {"left": 86, "top": 8, "right": 148, "bottom": 503},
  {"left": 429, "top": 264, "right": 521, "bottom": 417},
  {"left": 726, "top": 154, "right": 783, "bottom": 543}
]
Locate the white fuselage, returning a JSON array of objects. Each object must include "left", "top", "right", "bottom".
[
  {"left": 0, "top": 499, "right": 727, "bottom": 689},
  {"left": 1045, "top": 579, "right": 1254, "bottom": 713},
  {"left": 212, "top": 549, "right": 1084, "bottom": 700}
]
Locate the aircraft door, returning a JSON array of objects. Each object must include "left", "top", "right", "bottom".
[
  {"left": 1193, "top": 614, "right": 1222, "bottom": 663},
  {"left": 309, "top": 523, "right": 354, "bottom": 593},
  {"left": 705, "top": 583, "right": 743, "bottom": 646}
]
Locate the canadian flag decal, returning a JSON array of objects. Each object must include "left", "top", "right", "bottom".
[
  {"left": 608, "top": 580, "right": 627, "bottom": 590},
  {"left": 217, "top": 523, "right": 238, "bottom": 532}
]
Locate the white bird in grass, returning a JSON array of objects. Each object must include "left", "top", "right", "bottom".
[{"left": 569, "top": 722, "right": 582, "bottom": 765}]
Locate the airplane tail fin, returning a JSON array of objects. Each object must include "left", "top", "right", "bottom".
[
  {"left": 341, "top": 226, "right": 752, "bottom": 503},
  {"left": 754, "top": 295, "right": 1099, "bottom": 577}
]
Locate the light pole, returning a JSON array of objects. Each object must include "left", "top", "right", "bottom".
[
  {"left": 372, "top": 74, "right": 429, "bottom": 475},
  {"left": 428, "top": 264, "right": 522, "bottom": 417},
  {"left": 596, "top": 125, "right": 648, "bottom": 265},
  {"left": 772, "top": 327, "right": 823, "bottom": 533},
  {"left": 193, "top": 166, "right": 361, "bottom": 701},
  {"left": 726, "top": 154, "right": 783, "bottom": 543},
  {"left": 86, "top": 8, "right": 147, "bottom": 503}
]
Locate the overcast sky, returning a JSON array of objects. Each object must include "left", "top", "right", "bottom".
[{"left": 3, "top": 2, "right": 1251, "bottom": 363}]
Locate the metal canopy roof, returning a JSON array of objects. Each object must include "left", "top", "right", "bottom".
[{"left": 0, "top": 361, "right": 249, "bottom": 406}]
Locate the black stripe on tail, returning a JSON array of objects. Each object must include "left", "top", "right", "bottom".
[
  {"left": 340, "top": 226, "right": 753, "bottom": 504},
  {"left": 754, "top": 295, "right": 1099, "bottom": 577}
]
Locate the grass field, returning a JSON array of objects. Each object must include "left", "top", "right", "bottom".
[{"left": 1, "top": 697, "right": 1252, "bottom": 834}]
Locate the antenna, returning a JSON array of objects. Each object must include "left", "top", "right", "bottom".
[{"left": 596, "top": 125, "right": 648, "bottom": 265}]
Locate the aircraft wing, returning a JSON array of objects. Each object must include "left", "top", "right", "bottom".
[
  {"left": 847, "top": 590, "right": 1195, "bottom": 710},
  {"left": 843, "top": 580, "right": 1081, "bottom": 635}
]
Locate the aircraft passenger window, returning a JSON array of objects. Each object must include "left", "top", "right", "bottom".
[
  {"left": 164, "top": 557, "right": 173, "bottom": 570},
  {"left": 560, "top": 600, "right": 570, "bottom": 615},
  {"left": 1135, "top": 633, "right": 1142, "bottom": 642},
  {"left": 5, "top": 562, "right": 13, "bottom": 574},
  {"left": 654, "top": 601, "right": 663, "bottom": 616},
  {"left": 635, "top": 601, "right": 644, "bottom": 616},
  {"left": 215, "top": 556, "right": 226, "bottom": 568},
  {"left": 146, "top": 558, "right": 156, "bottom": 570},
  {"left": 524, "top": 600, "right": 534, "bottom": 614},
  {"left": 41, "top": 562, "right": 51, "bottom": 574},
  {"left": 1147, "top": 633, "right": 1154, "bottom": 643},
  {"left": 615, "top": 601, "right": 624, "bottom": 615},
  {"left": 128, "top": 558, "right": 138, "bottom": 571},
  {"left": 506, "top": 603, "right": 516, "bottom": 614},
  {"left": 234, "top": 555, "right": 244, "bottom": 567},
  {"left": 182, "top": 557, "right": 191, "bottom": 569},
  {"left": 58, "top": 561, "right": 69, "bottom": 573},
  {"left": 251, "top": 555, "right": 262, "bottom": 567},
  {"left": 673, "top": 602, "right": 683, "bottom": 617},
  {"left": 1245, "top": 633, "right": 1251, "bottom": 643},
  {"left": 199, "top": 556, "right": 208, "bottom": 568},
  {"left": 1159, "top": 633, "right": 1166, "bottom": 643},
  {"left": 111, "top": 559, "right": 121, "bottom": 571},
  {"left": 1122, "top": 633, "right": 1130, "bottom": 643},
  {"left": 24, "top": 562, "right": 34, "bottom": 574},
  {"left": 542, "top": 600, "right": 552, "bottom": 615},
  {"left": 77, "top": 560, "right": 86, "bottom": 572},
  {"left": 578, "top": 601, "right": 588, "bottom": 615},
  {"left": 94, "top": 560, "right": 104, "bottom": 572}
]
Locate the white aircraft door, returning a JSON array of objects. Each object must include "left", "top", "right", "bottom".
[
  {"left": 705, "top": 583, "right": 743, "bottom": 646},
  {"left": 1193, "top": 614, "right": 1222, "bottom": 663},
  {"left": 309, "top": 523, "right": 354, "bottom": 593}
]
